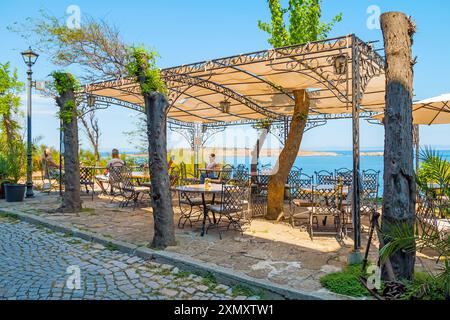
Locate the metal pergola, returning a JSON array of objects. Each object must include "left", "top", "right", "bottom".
[{"left": 82, "top": 34, "right": 387, "bottom": 254}]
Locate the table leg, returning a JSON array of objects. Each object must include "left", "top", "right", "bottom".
[
  {"left": 201, "top": 193, "right": 207, "bottom": 237},
  {"left": 211, "top": 194, "right": 217, "bottom": 224}
]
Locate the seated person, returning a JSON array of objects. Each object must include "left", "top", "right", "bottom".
[
  {"left": 42, "top": 148, "right": 62, "bottom": 179},
  {"left": 96, "top": 149, "right": 125, "bottom": 194},
  {"left": 200, "top": 153, "right": 219, "bottom": 183}
]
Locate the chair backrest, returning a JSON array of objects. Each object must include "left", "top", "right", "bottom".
[
  {"left": 109, "top": 166, "right": 126, "bottom": 193},
  {"left": 315, "top": 170, "right": 335, "bottom": 185},
  {"left": 257, "top": 173, "right": 270, "bottom": 187},
  {"left": 288, "top": 167, "right": 302, "bottom": 185},
  {"left": 120, "top": 166, "right": 136, "bottom": 193},
  {"left": 80, "top": 167, "right": 95, "bottom": 184},
  {"left": 169, "top": 165, "right": 180, "bottom": 187},
  {"left": 179, "top": 162, "right": 187, "bottom": 179},
  {"left": 220, "top": 184, "right": 249, "bottom": 215},
  {"left": 233, "top": 164, "right": 248, "bottom": 183},
  {"left": 289, "top": 172, "right": 314, "bottom": 202},
  {"left": 219, "top": 164, "right": 234, "bottom": 182},
  {"left": 312, "top": 184, "right": 343, "bottom": 215},
  {"left": 362, "top": 170, "right": 380, "bottom": 193},
  {"left": 335, "top": 168, "right": 353, "bottom": 187}
]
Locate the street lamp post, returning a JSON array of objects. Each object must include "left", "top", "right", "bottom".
[{"left": 21, "top": 47, "right": 39, "bottom": 198}]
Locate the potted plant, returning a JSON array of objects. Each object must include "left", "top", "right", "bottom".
[
  {"left": 0, "top": 154, "right": 10, "bottom": 199},
  {"left": 3, "top": 142, "right": 26, "bottom": 202}
]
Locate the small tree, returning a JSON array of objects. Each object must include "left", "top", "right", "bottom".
[
  {"left": 51, "top": 71, "right": 82, "bottom": 213},
  {"left": 258, "top": 0, "right": 342, "bottom": 220},
  {"left": 0, "top": 62, "right": 24, "bottom": 148}
]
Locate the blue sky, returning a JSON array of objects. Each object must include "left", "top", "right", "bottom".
[{"left": 0, "top": 0, "right": 449, "bottom": 152}]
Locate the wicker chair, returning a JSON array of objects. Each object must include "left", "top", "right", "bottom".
[{"left": 41, "top": 159, "right": 61, "bottom": 194}]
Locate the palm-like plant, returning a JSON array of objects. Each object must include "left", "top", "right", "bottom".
[{"left": 379, "top": 148, "right": 449, "bottom": 300}]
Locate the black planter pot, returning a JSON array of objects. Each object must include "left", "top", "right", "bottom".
[
  {"left": 4, "top": 184, "right": 26, "bottom": 202},
  {"left": 0, "top": 181, "right": 10, "bottom": 200}
]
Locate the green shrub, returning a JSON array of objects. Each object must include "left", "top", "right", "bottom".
[{"left": 320, "top": 264, "right": 370, "bottom": 297}]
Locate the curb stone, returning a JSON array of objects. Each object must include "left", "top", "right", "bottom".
[{"left": 0, "top": 207, "right": 357, "bottom": 300}]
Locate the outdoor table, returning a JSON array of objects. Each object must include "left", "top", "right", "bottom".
[
  {"left": 175, "top": 183, "right": 227, "bottom": 236},
  {"left": 131, "top": 171, "right": 150, "bottom": 184}
]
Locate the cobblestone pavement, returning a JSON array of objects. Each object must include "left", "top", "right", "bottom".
[{"left": 0, "top": 217, "right": 260, "bottom": 300}]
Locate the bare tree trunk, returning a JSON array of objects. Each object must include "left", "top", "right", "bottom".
[
  {"left": 56, "top": 87, "right": 82, "bottom": 213},
  {"left": 80, "top": 112, "right": 101, "bottom": 163},
  {"left": 266, "top": 90, "right": 310, "bottom": 220},
  {"left": 381, "top": 12, "right": 416, "bottom": 281},
  {"left": 145, "top": 92, "right": 176, "bottom": 249}
]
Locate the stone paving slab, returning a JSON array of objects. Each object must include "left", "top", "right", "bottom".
[{"left": 0, "top": 217, "right": 258, "bottom": 300}]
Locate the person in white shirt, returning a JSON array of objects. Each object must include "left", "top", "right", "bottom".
[
  {"left": 96, "top": 149, "right": 125, "bottom": 194},
  {"left": 200, "top": 153, "right": 219, "bottom": 183}
]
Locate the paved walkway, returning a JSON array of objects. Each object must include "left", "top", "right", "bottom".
[{"left": 0, "top": 217, "right": 259, "bottom": 300}]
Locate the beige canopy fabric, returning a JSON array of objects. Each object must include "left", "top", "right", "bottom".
[
  {"left": 412, "top": 94, "right": 450, "bottom": 125},
  {"left": 84, "top": 35, "right": 386, "bottom": 125},
  {"left": 374, "top": 93, "right": 450, "bottom": 125}
]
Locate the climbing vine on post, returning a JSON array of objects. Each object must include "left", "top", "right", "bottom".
[
  {"left": 127, "top": 47, "right": 175, "bottom": 249},
  {"left": 51, "top": 71, "right": 82, "bottom": 213}
]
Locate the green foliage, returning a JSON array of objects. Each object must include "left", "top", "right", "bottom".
[
  {"left": 379, "top": 148, "right": 449, "bottom": 299},
  {"left": 126, "top": 46, "right": 166, "bottom": 95},
  {"left": 9, "top": 10, "right": 129, "bottom": 81},
  {"left": 402, "top": 272, "right": 448, "bottom": 300},
  {"left": 320, "top": 264, "right": 370, "bottom": 297},
  {"left": 258, "top": 0, "right": 343, "bottom": 47},
  {"left": 0, "top": 62, "right": 24, "bottom": 147},
  {"left": 417, "top": 147, "right": 450, "bottom": 202},
  {"left": 50, "top": 71, "right": 80, "bottom": 124},
  {"left": 0, "top": 140, "right": 26, "bottom": 184}
]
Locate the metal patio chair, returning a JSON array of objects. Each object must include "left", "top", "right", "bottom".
[
  {"left": 288, "top": 172, "right": 314, "bottom": 228},
  {"left": 80, "top": 166, "right": 96, "bottom": 200},
  {"left": 206, "top": 184, "right": 250, "bottom": 239},
  {"left": 335, "top": 168, "right": 353, "bottom": 187},
  {"left": 120, "top": 166, "right": 151, "bottom": 210},
  {"left": 309, "top": 184, "right": 344, "bottom": 240},
  {"left": 315, "top": 170, "right": 335, "bottom": 185}
]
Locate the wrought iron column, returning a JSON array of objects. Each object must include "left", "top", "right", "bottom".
[
  {"left": 413, "top": 125, "right": 420, "bottom": 173},
  {"left": 351, "top": 35, "right": 362, "bottom": 256}
]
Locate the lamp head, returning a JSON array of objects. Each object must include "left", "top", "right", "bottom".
[{"left": 21, "top": 47, "right": 39, "bottom": 67}]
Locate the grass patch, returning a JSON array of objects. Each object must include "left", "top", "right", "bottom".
[
  {"left": 81, "top": 208, "right": 97, "bottom": 215},
  {"left": 0, "top": 212, "right": 20, "bottom": 222},
  {"left": 67, "top": 239, "right": 83, "bottom": 245},
  {"left": 105, "top": 242, "right": 118, "bottom": 252},
  {"left": 201, "top": 272, "right": 218, "bottom": 289},
  {"left": 231, "top": 284, "right": 257, "bottom": 297},
  {"left": 175, "top": 270, "right": 191, "bottom": 279},
  {"left": 320, "top": 264, "right": 370, "bottom": 297}
]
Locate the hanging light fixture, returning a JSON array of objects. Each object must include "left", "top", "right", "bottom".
[
  {"left": 333, "top": 54, "right": 348, "bottom": 75},
  {"left": 87, "top": 94, "right": 96, "bottom": 107},
  {"left": 219, "top": 100, "right": 231, "bottom": 113}
]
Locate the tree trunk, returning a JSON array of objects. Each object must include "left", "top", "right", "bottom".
[
  {"left": 380, "top": 12, "right": 416, "bottom": 281},
  {"left": 56, "top": 88, "right": 82, "bottom": 213},
  {"left": 250, "top": 128, "right": 270, "bottom": 178},
  {"left": 145, "top": 92, "right": 176, "bottom": 249},
  {"left": 266, "top": 90, "right": 310, "bottom": 220}
]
